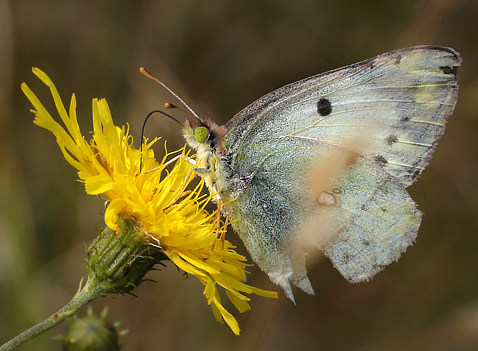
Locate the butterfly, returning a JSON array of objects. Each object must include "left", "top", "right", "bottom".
[{"left": 181, "top": 46, "right": 460, "bottom": 301}]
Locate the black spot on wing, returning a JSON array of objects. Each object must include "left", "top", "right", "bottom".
[
  {"left": 385, "top": 134, "right": 398, "bottom": 145},
  {"left": 332, "top": 186, "right": 342, "bottom": 195},
  {"left": 373, "top": 155, "right": 388, "bottom": 167},
  {"left": 343, "top": 252, "right": 350, "bottom": 264},
  {"left": 317, "top": 98, "right": 332, "bottom": 116},
  {"left": 408, "top": 165, "right": 422, "bottom": 180},
  {"left": 440, "top": 66, "right": 458, "bottom": 76}
]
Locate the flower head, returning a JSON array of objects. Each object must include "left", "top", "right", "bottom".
[{"left": 21, "top": 68, "right": 276, "bottom": 335}]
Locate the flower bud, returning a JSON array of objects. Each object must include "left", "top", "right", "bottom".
[{"left": 61, "top": 308, "right": 123, "bottom": 351}]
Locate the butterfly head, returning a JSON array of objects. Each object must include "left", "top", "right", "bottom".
[{"left": 183, "top": 118, "right": 227, "bottom": 154}]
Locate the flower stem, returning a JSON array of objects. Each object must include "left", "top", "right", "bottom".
[
  {"left": 1, "top": 219, "right": 167, "bottom": 351},
  {"left": 0, "top": 278, "right": 104, "bottom": 351}
]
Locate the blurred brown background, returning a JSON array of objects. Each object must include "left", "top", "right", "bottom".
[{"left": 1, "top": 0, "right": 478, "bottom": 350}]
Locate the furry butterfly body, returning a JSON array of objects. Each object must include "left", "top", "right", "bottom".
[{"left": 183, "top": 46, "right": 460, "bottom": 300}]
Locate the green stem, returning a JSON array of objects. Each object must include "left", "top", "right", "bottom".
[
  {"left": 0, "top": 277, "right": 104, "bottom": 351},
  {"left": 0, "top": 218, "right": 167, "bottom": 351}
]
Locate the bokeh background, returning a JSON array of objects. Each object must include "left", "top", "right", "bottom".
[{"left": 1, "top": 0, "right": 478, "bottom": 350}]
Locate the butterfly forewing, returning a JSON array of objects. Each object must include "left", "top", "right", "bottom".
[{"left": 226, "top": 46, "right": 460, "bottom": 188}]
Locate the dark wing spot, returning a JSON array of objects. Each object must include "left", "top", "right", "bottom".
[
  {"left": 332, "top": 186, "right": 342, "bottom": 195},
  {"left": 408, "top": 161, "right": 423, "bottom": 179},
  {"left": 394, "top": 55, "right": 402, "bottom": 64},
  {"left": 373, "top": 155, "right": 388, "bottom": 167},
  {"left": 440, "top": 66, "right": 458, "bottom": 76},
  {"left": 386, "top": 134, "right": 398, "bottom": 145},
  {"left": 317, "top": 98, "right": 332, "bottom": 116},
  {"left": 342, "top": 252, "right": 350, "bottom": 263},
  {"left": 412, "top": 168, "right": 421, "bottom": 179},
  {"left": 400, "top": 115, "right": 411, "bottom": 122}
]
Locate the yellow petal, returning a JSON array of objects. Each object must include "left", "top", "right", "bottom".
[{"left": 85, "top": 174, "right": 118, "bottom": 195}]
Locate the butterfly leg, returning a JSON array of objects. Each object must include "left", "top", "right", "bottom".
[
  {"left": 215, "top": 197, "right": 227, "bottom": 249},
  {"left": 146, "top": 154, "right": 197, "bottom": 174},
  {"left": 162, "top": 154, "right": 182, "bottom": 167},
  {"left": 220, "top": 212, "right": 230, "bottom": 249},
  {"left": 210, "top": 190, "right": 228, "bottom": 250}
]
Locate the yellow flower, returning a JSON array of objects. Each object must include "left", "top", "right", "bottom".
[{"left": 21, "top": 68, "right": 277, "bottom": 335}]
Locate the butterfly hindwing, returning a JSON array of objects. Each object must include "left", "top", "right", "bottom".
[
  {"left": 317, "top": 157, "right": 422, "bottom": 283},
  {"left": 221, "top": 136, "right": 422, "bottom": 298}
]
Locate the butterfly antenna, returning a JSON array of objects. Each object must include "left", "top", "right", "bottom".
[
  {"left": 139, "top": 109, "right": 182, "bottom": 172},
  {"left": 140, "top": 67, "right": 202, "bottom": 122},
  {"left": 163, "top": 102, "right": 198, "bottom": 119}
]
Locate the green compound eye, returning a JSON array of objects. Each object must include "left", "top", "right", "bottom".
[{"left": 194, "top": 126, "right": 208, "bottom": 143}]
